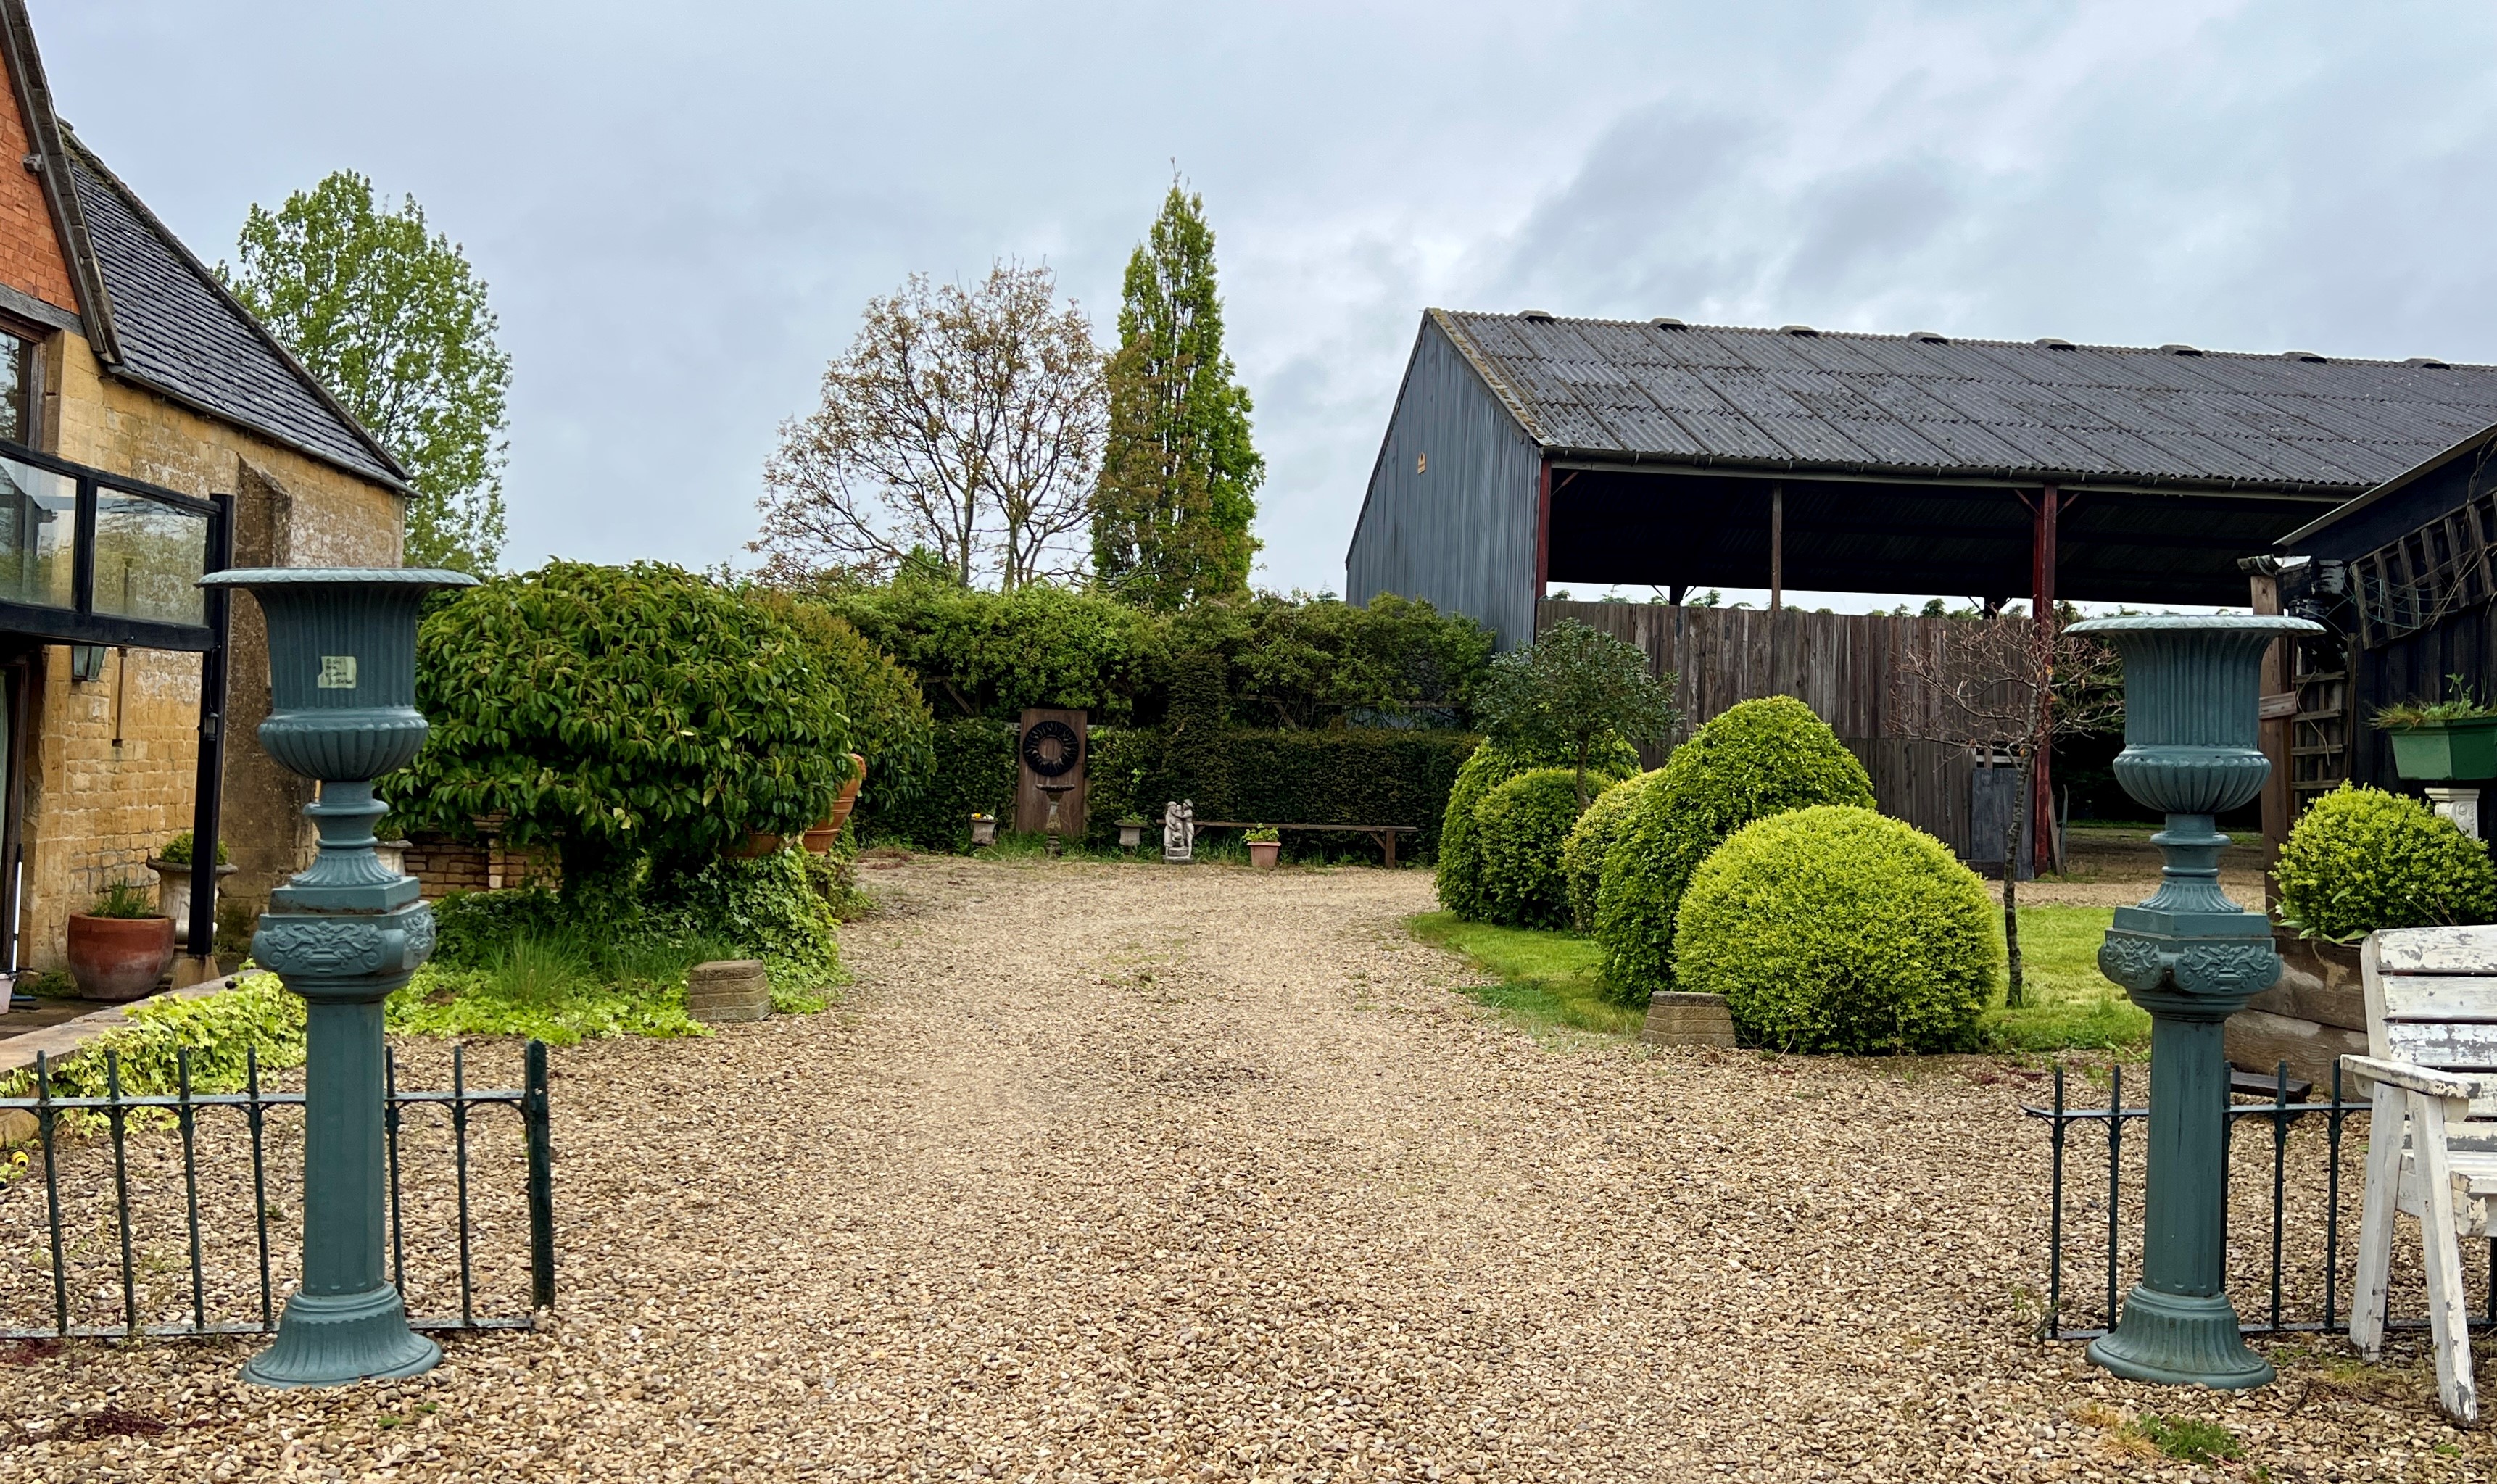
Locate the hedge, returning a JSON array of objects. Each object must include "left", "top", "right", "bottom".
[
  {"left": 2273, "top": 784, "right": 2497, "bottom": 941},
  {"left": 1676, "top": 805, "right": 1998, "bottom": 1054},
  {"left": 1596, "top": 697, "right": 1875, "bottom": 1003},
  {"left": 854, "top": 719, "right": 1019, "bottom": 850},
  {"left": 1475, "top": 768, "right": 1587, "bottom": 929},
  {"left": 1437, "top": 739, "right": 1639, "bottom": 919},
  {"left": 1563, "top": 774, "right": 1649, "bottom": 932}
]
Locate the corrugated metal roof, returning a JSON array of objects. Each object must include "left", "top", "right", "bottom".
[{"left": 1436, "top": 309, "right": 2497, "bottom": 493}]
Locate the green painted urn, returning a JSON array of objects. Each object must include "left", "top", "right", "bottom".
[
  {"left": 2069, "top": 613, "right": 2319, "bottom": 1390},
  {"left": 202, "top": 568, "right": 476, "bottom": 1388}
]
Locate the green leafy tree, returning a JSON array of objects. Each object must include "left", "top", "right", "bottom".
[
  {"left": 1475, "top": 620, "right": 1680, "bottom": 807},
  {"left": 383, "top": 562, "right": 852, "bottom": 894},
  {"left": 1090, "top": 184, "right": 1262, "bottom": 609},
  {"left": 223, "top": 171, "right": 511, "bottom": 573}
]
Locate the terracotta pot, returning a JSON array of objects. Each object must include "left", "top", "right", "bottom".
[
  {"left": 1248, "top": 840, "right": 1281, "bottom": 869},
  {"left": 804, "top": 754, "right": 870, "bottom": 854},
  {"left": 66, "top": 914, "right": 176, "bottom": 1002},
  {"left": 731, "top": 832, "right": 784, "bottom": 858}
]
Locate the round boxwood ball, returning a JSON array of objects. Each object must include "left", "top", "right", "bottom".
[
  {"left": 1676, "top": 805, "right": 1999, "bottom": 1054},
  {"left": 1436, "top": 738, "right": 1637, "bottom": 921},
  {"left": 1596, "top": 696, "right": 1875, "bottom": 1003},
  {"left": 2274, "top": 784, "right": 2497, "bottom": 942},
  {"left": 1474, "top": 768, "right": 1589, "bottom": 929},
  {"left": 1563, "top": 773, "right": 1649, "bottom": 932}
]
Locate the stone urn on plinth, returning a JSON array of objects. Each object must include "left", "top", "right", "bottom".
[
  {"left": 2069, "top": 612, "right": 2320, "bottom": 1390},
  {"left": 203, "top": 567, "right": 479, "bottom": 1388}
]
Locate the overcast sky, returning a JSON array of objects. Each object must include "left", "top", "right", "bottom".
[{"left": 35, "top": 1, "right": 2497, "bottom": 608}]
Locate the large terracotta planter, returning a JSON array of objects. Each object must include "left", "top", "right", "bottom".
[
  {"left": 65, "top": 914, "right": 176, "bottom": 1002},
  {"left": 803, "top": 754, "right": 869, "bottom": 854},
  {"left": 2388, "top": 717, "right": 2497, "bottom": 782},
  {"left": 1248, "top": 840, "right": 1281, "bottom": 869}
]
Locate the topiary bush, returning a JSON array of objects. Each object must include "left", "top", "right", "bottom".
[
  {"left": 1438, "top": 738, "right": 1638, "bottom": 919},
  {"left": 2274, "top": 784, "right": 2497, "bottom": 942},
  {"left": 748, "top": 589, "right": 937, "bottom": 809},
  {"left": 1597, "top": 696, "right": 1875, "bottom": 1003},
  {"left": 1474, "top": 768, "right": 1588, "bottom": 929},
  {"left": 1676, "top": 805, "right": 1999, "bottom": 1054},
  {"left": 1563, "top": 774, "right": 1649, "bottom": 931}
]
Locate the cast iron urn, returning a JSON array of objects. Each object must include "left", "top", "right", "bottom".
[
  {"left": 204, "top": 568, "right": 477, "bottom": 1388},
  {"left": 2068, "top": 613, "right": 2320, "bottom": 1390}
]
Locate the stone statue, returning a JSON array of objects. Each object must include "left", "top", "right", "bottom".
[{"left": 1162, "top": 800, "right": 1195, "bottom": 863}]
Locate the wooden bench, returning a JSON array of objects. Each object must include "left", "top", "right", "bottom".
[
  {"left": 1190, "top": 821, "right": 1418, "bottom": 867},
  {"left": 2346, "top": 924, "right": 2497, "bottom": 1423}
]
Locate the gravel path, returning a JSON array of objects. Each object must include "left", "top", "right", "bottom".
[{"left": 0, "top": 857, "right": 2486, "bottom": 1481}]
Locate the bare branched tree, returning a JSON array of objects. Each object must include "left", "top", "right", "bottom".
[
  {"left": 1897, "top": 609, "right": 2123, "bottom": 1006},
  {"left": 754, "top": 262, "right": 1104, "bottom": 588}
]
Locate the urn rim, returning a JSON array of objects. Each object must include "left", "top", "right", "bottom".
[
  {"left": 2067, "top": 613, "right": 2322, "bottom": 637},
  {"left": 199, "top": 566, "right": 479, "bottom": 592}
]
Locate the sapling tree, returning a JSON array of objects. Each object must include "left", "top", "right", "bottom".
[
  {"left": 1897, "top": 608, "right": 2121, "bottom": 1007},
  {"left": 1474, "top": 620, "right": 1679, "bottom": 808}
]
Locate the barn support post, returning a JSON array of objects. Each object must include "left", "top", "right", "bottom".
[
  {"left": 2030, "top": 484, "right": 2061, "bottom": 877},
  {"left": 1769, "top": 484, "right": 1784, "bottom": 613}
]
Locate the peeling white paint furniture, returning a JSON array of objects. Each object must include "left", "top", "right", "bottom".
[{"left": 2345, "top": 924, "right": 2497, "bottom": 1424}]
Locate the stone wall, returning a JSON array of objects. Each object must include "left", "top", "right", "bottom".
[
  {"left": 402, "top": 832, "right": 560, "bottom": 902},
  {"left": 10, "top": 331, "right": 404, "bottom": 969}
]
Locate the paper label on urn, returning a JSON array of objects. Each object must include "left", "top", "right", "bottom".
[{"left": 318, "top": 655, "right": 359, "bottom": 689}]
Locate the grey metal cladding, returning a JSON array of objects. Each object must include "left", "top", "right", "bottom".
[
  {"left": 1442, "top": 307, "right": 2497, "bottom": 488},
  {"left": 65, "top": 148, "right": 403, "bottom": 489}
]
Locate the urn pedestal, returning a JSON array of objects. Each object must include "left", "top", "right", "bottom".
[
  {"left": 2069, "top": 613, "right": 2321, "bottom": 1390},
  {"left": 203, "top": 567, "right": 478, "bottom": 1388}
]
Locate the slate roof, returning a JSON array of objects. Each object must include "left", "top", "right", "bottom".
[
  {"left": 62, "top": 138, "right": 406, "bottom": 490},
  {"left": 1436, "top": 310, "right": 2497, "bottom": 494}
]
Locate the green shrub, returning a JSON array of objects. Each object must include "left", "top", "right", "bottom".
[
  {"left": 1563, "top": 774, "right": 1649, "bottom": 931},
  {"left": 645, "top": 848, "right": 841, "bottom": 972},
  {"left": 854, "top": 718, "right": 1019, "bottom": 850},
  {"left": 2274, "top": 784, "right": 2497, "bottom": 941},
  {"left": 158, "top": 830, "right": 228, "bottom": 867},
  {"left": 9, "top": 975, "right": 307, "bottom": 1101},
  {"left": 1088, "top": 726, "right": 1480, "bottom": 859},
  {"left": 1160, "top": 651, "right": 1233, "bottom": 814},
  {"left": 1438, "top": 739, "right": 1639, "bottom": 918},
  {"left": 1676, "top": 805, "right": 1998, "bottom": 1053},
  {"left": 1474, "top": 768, "right": 1588, "bottom": 929},
  {"left": 1597, "top": 697, "right": 1875, "bottom": 1003},
  {"left": 748, "top": 589, "right": 937, "bottom": 809},
  {"left": 386, "top": 561, "right": 853, "bottom": 890}
]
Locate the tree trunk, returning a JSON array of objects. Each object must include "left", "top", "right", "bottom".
[{"left": 2003, "top": 755, "right": 2027, "bottom": 1010}]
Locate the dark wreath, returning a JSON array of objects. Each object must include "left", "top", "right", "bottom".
[{"left": 1019, "top": 719, "right": 1082, "bottom": 778}]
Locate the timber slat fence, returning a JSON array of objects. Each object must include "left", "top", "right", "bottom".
[{"left": 0, "top": 1039, "right": 552, "bottom": 1340}]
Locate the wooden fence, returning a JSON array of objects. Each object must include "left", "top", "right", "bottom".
[{"left": 1536, "top": 600, "right": 1990, "bottom": 859}]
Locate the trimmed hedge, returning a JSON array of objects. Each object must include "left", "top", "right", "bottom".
[
  {"left": 1437, "top": 739, "right": 1639, "bottom": 919},
  {"left": 1597, "top": 697, "right": 1875, "bottom": 1003},
  {"left": 854, "top": 719, "right": 1018, "bottom": 850},
  {"left": 2274, "top": 784, "right": 2497, "bottom": 941},
  {"left": 1676, "top": 805, "right": 1999, "bottom": 1054},
  {"left": 1475, "top": 768, "right": 1587, "bottom": 929},
  {"left": 1563, "top": 774, "right": 1649, "bottom": 932}
]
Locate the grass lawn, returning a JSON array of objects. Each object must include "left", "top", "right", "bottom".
[{"left": 1411, "top": 903, "right": 2150, "bottom": 1053}]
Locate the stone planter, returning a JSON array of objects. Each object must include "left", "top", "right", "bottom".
[
  {"left": 1640, "top": 992, "right": 1739, "bottom": 1048},
  {"left": 146, "top": 857, "right": 237, "bottom": 948},
  {"left": 1248, "top": 840, "right": 1281, "bottom": 869},
  {"left": 687, "top": 958, "right": 770, "bottom": 1024},
  {"left": 1117, "top": 819, "right": 1146, "bottom": 850},
  {"left": 969, "top": 814, "right": 998, "bottom": 847},
  {"left": 65, "top": 913, "right": 177, "bottom": 1002},
  {"left": 2388, "top": 716, "right": 2497, "bottom": 782}
]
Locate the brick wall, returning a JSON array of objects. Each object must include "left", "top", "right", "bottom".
[
  {"left": 402, "top": 832, "right": 560, "bottom": 902},
  {"left": 0, "top": 85, "right": 77, "bottom": 314}
]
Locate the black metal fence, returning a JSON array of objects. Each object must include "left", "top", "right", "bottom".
[
  {"left": 2026, "top": 1061, "right": 2496, "bottom": 1341},
  {"left": 0, "top": 1040, "right": 552, "bottom": 1340}
]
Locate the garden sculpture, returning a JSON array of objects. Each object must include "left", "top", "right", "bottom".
[
  {"left": 204, "top": 567, "right": 478, "bottom": 1388},
  {"left": 2068, "top": 612, "right": 2319, "bottom": 1390},
  {"left": 1163, "top": 800, "right": 1194, "bottom": 863}
]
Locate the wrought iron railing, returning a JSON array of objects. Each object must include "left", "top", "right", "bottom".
[
  {"left": 0, "top": 1040, "right": 552, "bottom": 1340},
  {"left": 2025, "top": 1061, "right": 2494, "bottom": 1341}
]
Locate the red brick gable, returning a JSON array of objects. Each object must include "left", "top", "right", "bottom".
[{"left": 0, "top": 37, "right": 70, "bottom": 314}]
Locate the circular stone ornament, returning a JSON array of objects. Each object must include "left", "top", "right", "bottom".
[{"left": 1020, "top": 719, "right": 1082, "bottom": 778}]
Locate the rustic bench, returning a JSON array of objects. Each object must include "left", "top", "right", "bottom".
[
  {"left": 1189, "top": 821, "right": 1418, "bottom": 867},
  {"left": 2346, "top": 924, "right": 2497, "bottom": 1423}
]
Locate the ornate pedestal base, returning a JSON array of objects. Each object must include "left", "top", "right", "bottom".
[
  {"left": 2088, "top": 1285, "right": 2273, "bottom": 1389},
  {"left": 240, "top": 1287, "right": 440, "bottom": 1389}
]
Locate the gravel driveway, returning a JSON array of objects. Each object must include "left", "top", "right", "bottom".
[{"left": 0, "top": 856, "right": 2485, "bottom": 1481}]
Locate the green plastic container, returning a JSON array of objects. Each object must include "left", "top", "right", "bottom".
[{"left": 2388, "top": 716, "right": 2497, "bottom": 782}]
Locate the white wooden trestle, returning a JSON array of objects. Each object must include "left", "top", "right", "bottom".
[{"left": 2346, "top": 924, "right": 2497, "bottom": 1424}]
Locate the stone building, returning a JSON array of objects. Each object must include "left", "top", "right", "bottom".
[{"left": 0, "top": 1, "right": 409, "bottom": 977}]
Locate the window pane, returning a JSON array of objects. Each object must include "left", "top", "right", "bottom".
[
  {"left": 0, "top": 336, "right": 24, "bottom": 446},
  {"left": 92, "top": 487, "right": 207, "bottom": 626},
  {"left": 0, "top": 452, "right": 73, "bottom": 610}
]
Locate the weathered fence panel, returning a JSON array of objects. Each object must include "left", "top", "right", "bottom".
[{"left": 1537, "top": 600, "right": 1980, "bottom": 855}]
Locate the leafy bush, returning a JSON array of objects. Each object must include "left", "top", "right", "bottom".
[
  {"left": 1675, "top": 806, "right": 1999, "bottom": 1053},
  {"left": 1438, "top": 739, "right": 1638, "bottom": 919},
  {"left": 1168, "top": 592, "right": 1493, "bottom": 729},
  {"left": 1473, "top": 768, "right": 1588, "bottom": 929},
  {"left": 2273, "top": 784, "right": 2497, "bottom": 941},
  {"left": 7, "top": 975, "right": 306, "bottom": 1102},
  {"left": 827, "top": 576, "right": 1158, "bottom": 722},
  {"left": 158, "top": 831, "right": 229, "bottom": 867},
  {"left": 854, "top": 719, "right": 1019, "bottom": 850},
  {"left": 1563, "top": 774, "right": 1648, "bottom": 931},
  {"left": 645, "top": 849, "right": 841, "bottom": 971},
  {"left": 1597, "top": 697, "right": 1875, "bottom": 1003},
  {"left": 1475, "top": 619, "right": 1677, "bottom": 805},
  {"left": 747, "top": 589, "right": 937, "bottom": 809},
  {"left": 386, "top": 562, "right": 853, "bottom": 890}
]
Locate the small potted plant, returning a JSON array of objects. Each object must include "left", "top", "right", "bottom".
[
  {"left": 146, "top": 830, "right": 236, "bottom": 948},
  {"left": 969, "top": 812, "right": 998, "bottom": 847},
  {"left": 1246, "top": 826, "right": 1281, "bottom": 869},
  {"left": 66, "top": 879, "right": 176, "bottom": 1001},
  {"left": 1117, "top": 814, "right": 1148, "bottom": 851},
  {"left": 2375, "top": 673, "right": 2497, "bottom": 782}
]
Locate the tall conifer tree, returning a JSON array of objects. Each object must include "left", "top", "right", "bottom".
[{"left": 1090, "top": 184, "right": 1263, "bottom": 608}]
